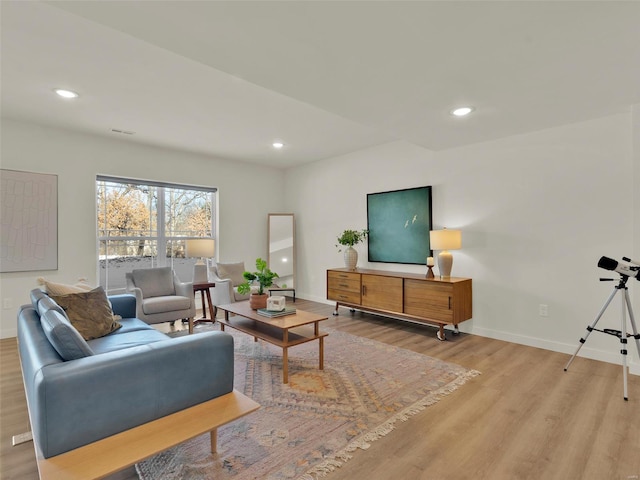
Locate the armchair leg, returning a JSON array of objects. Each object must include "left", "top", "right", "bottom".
[{"left": 188, "top": 317, "right": 194, "bottom": 334}]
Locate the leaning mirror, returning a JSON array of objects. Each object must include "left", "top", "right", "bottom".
[{"left": 268, "top": 213, "right": 295, "bottom": 291}]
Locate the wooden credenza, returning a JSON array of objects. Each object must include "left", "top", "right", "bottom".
[{"left": 327, "top": 268, "right": 472, "bottom": 340}]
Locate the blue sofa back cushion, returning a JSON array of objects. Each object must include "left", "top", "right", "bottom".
[{"left": 40, "top": 309, "right": 95, "bottom": 361}]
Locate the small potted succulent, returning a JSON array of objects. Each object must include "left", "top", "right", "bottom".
[
  {"left": 237, "top": 257, "right": 279, "bottom": 309},
  {"left": 336, "top": 229, "right": 368, "bottom": 270}
]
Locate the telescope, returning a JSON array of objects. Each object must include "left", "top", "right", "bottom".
[{"left": 598, "top": 256, "right": 640, "bottom": 281}]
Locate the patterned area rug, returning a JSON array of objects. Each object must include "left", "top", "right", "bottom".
[{"left": 136, "top": 325, "right": 479, "bottom": 480}]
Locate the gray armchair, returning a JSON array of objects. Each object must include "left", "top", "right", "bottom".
[
  {"left": 125, "top": 267, "right": 196, "bottom": 332},
  {"left": 207, "top": 261, "right": 255, "bottom": 316}
]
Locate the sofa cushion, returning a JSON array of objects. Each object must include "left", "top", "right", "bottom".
[
  {"left": 51, "top": 287, "right": 122, "bottom": 340},
  {"left": 88, "top": 329, "right": 169, "bottom": 354},
  {"left": 37, "top": 277, "right": 94, "bottom": 295},
  {"left": 40, "top": 310, "right": 95, "bottom": 361},
  {"left": 30, "top": 288, "right": 48, "bottom": 309},
  {"left": 131, "top": 267, "right": 175, "bottom": 298},
  {"left": 115, "top": 317, "right": 156, "bottom": 334},
  {"left": 37, "top": 295, "right": 67, "bottom": 318},
  {"left": 216, "top": 262, "right": 245, "bottom": 287}
]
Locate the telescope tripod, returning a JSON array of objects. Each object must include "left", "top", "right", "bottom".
[{"left": 564, "top": 275, "right": 640, "bottom": 400}]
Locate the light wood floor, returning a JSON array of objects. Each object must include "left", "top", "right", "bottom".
[{"left": 2, "top": 299, "right": 639, "bottom": 480}]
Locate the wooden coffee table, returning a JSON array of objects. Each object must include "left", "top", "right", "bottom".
[{"left": 217, "top": 301, "right": 329, "bottom": 384}]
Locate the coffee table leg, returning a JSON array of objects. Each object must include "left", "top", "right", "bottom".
[
  {"left": 210, "top": 429, "right": 217, "bottom": 453},
  {"left": 283, "top": 347, "right": 289, "bottom": 384},
  {"left": 319, "top": 336, "right": 324, "bottom": 370}
]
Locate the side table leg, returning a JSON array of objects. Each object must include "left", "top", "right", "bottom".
[{"left": 319, "top": 336, "right": 324, "bottom": 370}]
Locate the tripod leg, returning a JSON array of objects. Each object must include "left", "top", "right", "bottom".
[
  {"left": 564, "top": 287, "right": 619, "bottom": 372},
  {"left": 619, "top": 291, "right": 629, "bottom": 400},
  {"left": 623, "top": 289, "right": 640, "bottom": 358}
]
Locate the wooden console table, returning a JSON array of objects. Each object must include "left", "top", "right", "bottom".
[{"left": 327, "top": 268, "right": 472, "bottom": 340}]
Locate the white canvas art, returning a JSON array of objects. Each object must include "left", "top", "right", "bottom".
[{"left": 0, "top": 169, "right": 58, "bottom": 272}]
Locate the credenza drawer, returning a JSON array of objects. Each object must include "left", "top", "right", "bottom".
[
  {"left": 327, "top": 275, "right": 360, "bottom": 293},
  {"left": 327, "top": 289, "right": 361, "bottom": 304}
]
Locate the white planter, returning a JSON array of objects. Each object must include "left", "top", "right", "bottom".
[{"left": 343, "top": 246, "right": 358, "bottom": 270}]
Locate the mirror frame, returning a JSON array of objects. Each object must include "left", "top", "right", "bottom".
[{"left": 267, "top": 213, "right": 296, "bottom": 289}]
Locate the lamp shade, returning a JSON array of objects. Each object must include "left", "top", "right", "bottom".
[
  {"left": 185, "top": 238, "right": 215, "bottom": 258},
  {"left": 429, "top": 229, "right": 462, "bottom": 251}
]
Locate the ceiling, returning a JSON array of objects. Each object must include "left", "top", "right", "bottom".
[{"left": 2, "top": 1, "right": 639, "bottom": 168}]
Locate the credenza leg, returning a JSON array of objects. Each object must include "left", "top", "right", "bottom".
[{"left": 437, "top": 325, "right": 446, "bottom": 341}]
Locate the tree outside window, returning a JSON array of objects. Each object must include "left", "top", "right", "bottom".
[{"left": 97, "top": 177, "right": 216, "bottom": 294}]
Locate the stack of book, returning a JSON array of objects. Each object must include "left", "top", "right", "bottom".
[{"left": 257, "top": 306, "right": 297, "bottom": 318}]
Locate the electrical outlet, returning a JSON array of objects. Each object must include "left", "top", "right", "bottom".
[
  {"left": 539, "top": 304, "right": 549, "bottom": 317},
  {"left": 3, "top": 298, "right": 13, "bottom": 309}
]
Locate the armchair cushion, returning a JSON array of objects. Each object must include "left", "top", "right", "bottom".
[
  {"left": 216, "top": 262, "right": 245, "bottom": 287},
  {"left": 142, "top": 296, "right": 192, "bottom": 315},
  {"left": 51, "top": 287, "right": 122, "bottom": 340},
  {"left": 40, "top": 309, "right": 95, "bottom": 361},
  {"left": 131, "top": 267, "right": 175, "bottom": 298}
]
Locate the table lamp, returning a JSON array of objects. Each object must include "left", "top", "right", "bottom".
[
  {"left": 186, "top": 238, "right": 215, "bottom": 284},
  {"left": 429, "top": 228, "right": 462, "bottom": 278}
]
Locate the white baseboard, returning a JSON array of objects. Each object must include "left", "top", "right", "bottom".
[
  {"left": 276, "top": 293, "right": 640, "bottom": 376},
  {"left": 469, "top": 325, "right": 640, "bottom": 376}
]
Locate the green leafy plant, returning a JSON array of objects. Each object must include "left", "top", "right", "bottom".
[
  {"left": 335, "top": 229, "right": 369, "bottom": 252},
  {"left": 236, "top": 257, "right": 279, "bottom": 295}
]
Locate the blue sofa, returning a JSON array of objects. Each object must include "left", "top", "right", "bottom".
[{"left": 18, "top": 289, "right": 235, "bottom": 459}]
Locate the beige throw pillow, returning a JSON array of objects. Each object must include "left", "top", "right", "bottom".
[
  {"left": 37, "top": 277, "right": 94, "bottom": 296},
  {"left": 51, "top": 287, "right": 122, "bottom": 340},
  {"left": 216, "top": 262, "right": 246, "bottom": 286}
]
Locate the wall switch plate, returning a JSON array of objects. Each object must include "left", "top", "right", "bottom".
[
  {"left": 3, "top": 298, "right": 13, "bottom": 309},
  {"left": 539, "top": 304, "right": 549, "bottom": 317}
]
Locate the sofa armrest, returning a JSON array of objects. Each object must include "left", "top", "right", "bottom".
[
  {"left": 108, "top": 294, "right": 136, "bottom": 318},
  {"left": 33, "top": 331, "right": 234, "bottom": 458}
]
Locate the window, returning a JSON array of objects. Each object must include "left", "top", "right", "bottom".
[{"left": 97, "top": 176, "right": 216, "bottom": 294}]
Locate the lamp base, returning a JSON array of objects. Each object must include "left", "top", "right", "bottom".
[
  {"left": 193, "top": 263, "right": 208, "bottom": 284},
  {"left": 437, "top": 251, "right": 453, "bottom": 278}
]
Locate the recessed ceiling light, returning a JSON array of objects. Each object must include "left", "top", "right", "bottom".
[
  {"left": 451, "top": 106, "right": 474, "bottom": 117},
  {"left": 54, "top": 88, "right": 79, "bottom": 99},
  {"left": 272, "top": 141, "right": 284, "bottom": 149}
]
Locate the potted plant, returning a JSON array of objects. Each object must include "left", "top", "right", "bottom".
[
  {"left": 336, "top": 229, "right": 368, "bottom": 270},
  {"left": 237, "top": 257, "right": 279, "bottom": 309}
]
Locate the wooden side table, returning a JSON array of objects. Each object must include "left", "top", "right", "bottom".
[{"left": 193, "top": 282, "right": 216, "bottom": 330}]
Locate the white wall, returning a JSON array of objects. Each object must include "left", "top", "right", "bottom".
[
  {"left": 0, "top": 119, "right": 285, "bottom": 338},
  {"left": 287, "top": 112, "right": 639, "bottom": 374}
]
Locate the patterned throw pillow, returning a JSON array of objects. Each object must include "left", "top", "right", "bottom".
[{"left": 51, "top": 287, "right": 122, "bottom": 340}]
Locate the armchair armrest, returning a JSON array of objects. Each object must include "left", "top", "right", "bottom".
[
  {"left": 209, "top": 276, "right": 234, "bottom": 306},
  {"left": 174, "top": 277, "right": 193, "bottom": 299}
]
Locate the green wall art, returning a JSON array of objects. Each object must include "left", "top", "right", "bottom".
[{"left": 367, "top": 186, "right": 433, "bottom": 264}]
